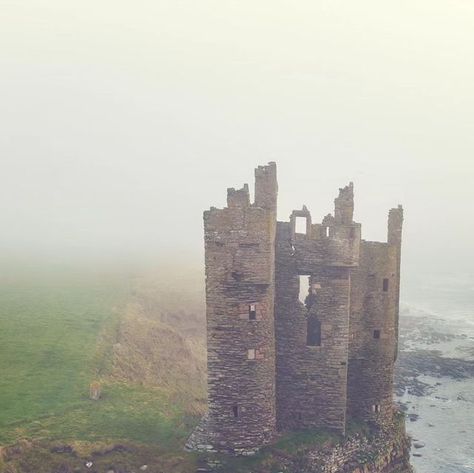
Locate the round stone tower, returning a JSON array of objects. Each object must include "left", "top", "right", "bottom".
[{"left": 347, "top": 206, "right": 404, "bottom": 425}]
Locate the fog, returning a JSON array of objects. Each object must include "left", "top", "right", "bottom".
[{"left": 1, "top": 0, "right": 473, "bottom": 280}]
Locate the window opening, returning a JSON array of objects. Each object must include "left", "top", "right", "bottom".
[
  {"left": 325, "top": 226, "right": 330, "bottom": 237},
  {"left": 231, "top": 271, "right": 243, "bottom": 281},
  {"left": 373, "top": 330, "right": 381, "bottom": 339},
  {"left": 295, "top": 216, "right": 307, "bottom": 234},
  {"left": 383, "top": 278, "right": 389, "bottom": 292},
  {"left": 307, "top": 317, "right": 321, "bottom": 346},
  {"left": 249, "top": 304, "right": 257, "bottom": 320},
  {"left": 232, "top": 404, "right": 239, "bottom": 418},
  {"left": 299, "top": 275, "right": 309, "bottom": 305},
  {"left": 247, "top": 349, "right": 256, "bottom": 360}
]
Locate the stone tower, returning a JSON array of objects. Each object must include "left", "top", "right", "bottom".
[
  {"left": 346, "top": 206, "right": 404, "bottom": 424},
  {"left": 197, "top": 162, "right": 278, "bottom": 454},
  {"left": 187, "top": 162, "right": 403, "bottom": 454}
]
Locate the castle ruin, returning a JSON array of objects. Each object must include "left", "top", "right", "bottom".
[{"left": 187, "top": 162, "right": 404, "bottom": 455}]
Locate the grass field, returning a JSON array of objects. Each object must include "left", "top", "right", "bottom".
[
  {"left": 0, "top": 273, "right": 121, "bottom": 442},
  {"left": 0, "top": 270, "right": 198, "bottom": 453}
]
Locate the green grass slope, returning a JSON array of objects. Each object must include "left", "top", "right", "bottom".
[
  {"left": 0, "top": 275, "right": 125, "bottom": 443},
  {"left": 0, "top": 268, "right": 204, "bottom": 439}
]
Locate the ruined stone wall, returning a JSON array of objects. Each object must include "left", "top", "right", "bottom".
[
  {"left": 202, "top": 163, "right": 277, "bottom": 454},
  {"left": 347, "top": 207, "right": 403, "bottom": 424},
  {"left": 292, "top": 228, "right": 361, "bottom": 268},
  {"left": 191, "top": 163, "right": 404, "bottom": 455},
  {"left": 275, "top": 186, "right": 361, "bottom": 434}
]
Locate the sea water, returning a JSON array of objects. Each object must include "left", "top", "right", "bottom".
[{"left": 399, "top": 273, "right": 474, "bottom": 473}]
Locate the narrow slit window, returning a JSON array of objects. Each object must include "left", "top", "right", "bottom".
[
  {"left": 295, "top": 216, "right": 307, "bottom": 234},
  {"left": 247, "top": 349, "right": 256, "bottom": 360},
  {"left": 373, "top": 329, "right": 381, "bottom": 339},
  {"left": 383, "top": 278, "right": 389, "bottom": 292},
  {"left": 249, "top": 304, "right": 257, "bottom": 320},
  {"left": 372, "top": 404, "right": 381, "bottom": 413},
  {"left": 307, "top": 318, "right": 321, "bottom": 346},
  {"left": 325, "top": 226, "right": 330, "bottom": 237},
  {"left": 232, "top": 404, "right": 239, "bottom": 418}
]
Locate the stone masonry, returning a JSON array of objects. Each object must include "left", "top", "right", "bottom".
[{"left": 187, "top": 162, "right": 404, "bottom": 455}]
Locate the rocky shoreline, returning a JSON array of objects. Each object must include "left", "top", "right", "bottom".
[
  {"left": 394, "top": 309, "right": 474, "bottom": 472},
  {"left": 395, "top": 313, "right": 474, "bottom": 398}
]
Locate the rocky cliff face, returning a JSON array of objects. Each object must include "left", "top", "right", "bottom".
[
  {"left": 287, "top": 424, "right": 412, "bottom": 473},
  {"left": 197, "top": 417, "right": 412, "bottom": 473}
]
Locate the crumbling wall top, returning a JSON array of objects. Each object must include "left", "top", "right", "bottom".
[
  {"left": 255, "top": 162, "right": 278, "bottom": 211},
  {"left": 334, "top": 182, "right": 354, "bottom": 225},
  {"left": 388, "top": 205, "right": 404, "bottom": 246},
  {"left": 227, "top": 184, "right": 250, "bottom": 208}
]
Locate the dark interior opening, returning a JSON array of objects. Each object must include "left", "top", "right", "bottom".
[
  {"left": 373, "top": 329, "right": 381, "bottom": 339},
  {"left": 232, "top": 404, "right": 239, "bottom": 418},
  {"left": 231, "top": 271, "right": 243, "bottom": 281},
  {"left": 307, "top": 317, "right": 321, "bottom": 346},
  {"left": 383, "top": 278, "right": 389, "bottom": 292},
  {"left": 249, "top": 304, "right": 257, "bottom": 320}
]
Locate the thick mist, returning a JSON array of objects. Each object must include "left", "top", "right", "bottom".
[{"left": 1, "top": 0, "right": 473, "bottom": 281}]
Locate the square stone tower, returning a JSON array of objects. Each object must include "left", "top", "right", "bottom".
[{"left": 188, "top": 163, "right": 278, "bottom": 454}]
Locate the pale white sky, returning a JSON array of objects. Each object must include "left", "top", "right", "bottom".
[{"left": 1, "top": 0, "right": 473, "bottom": 276}]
